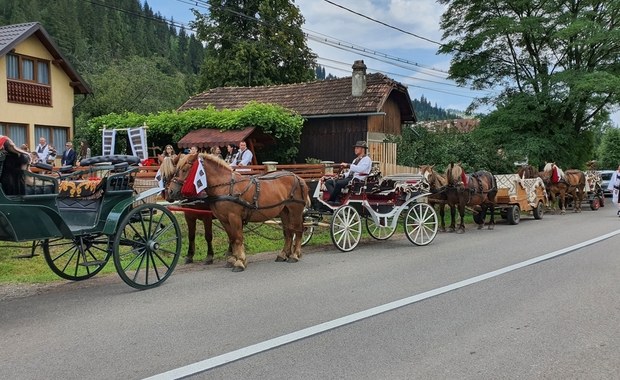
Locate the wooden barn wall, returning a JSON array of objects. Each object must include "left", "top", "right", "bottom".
[
  {"left": 297, "top": 117, "right": 367, "bottom": 163},
  {"left": 367, "top": 97, "right": 403, "bottom": 136}
]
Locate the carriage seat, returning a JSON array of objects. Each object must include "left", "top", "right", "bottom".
[
  {"left": 58, "top": 179, "right": 104, "bottom": 199},
  {"left": 348, "top": 167, "right": 382, "bottom": 194}
]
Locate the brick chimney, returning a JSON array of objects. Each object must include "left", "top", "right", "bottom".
[{"left": 352, "top": 60, "right": 367, "bottom": 97}]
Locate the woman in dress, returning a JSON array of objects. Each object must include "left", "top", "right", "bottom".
[{"left": 76, "top": 140, "right": 91, "bottom": 165}]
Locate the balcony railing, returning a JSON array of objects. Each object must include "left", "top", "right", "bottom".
[{"left": 7, "top": 80, "right": 52, "bottom": 106}]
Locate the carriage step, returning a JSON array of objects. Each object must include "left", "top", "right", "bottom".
[{"left": 79, "top": 260, "right": 107, "bottom": 267}]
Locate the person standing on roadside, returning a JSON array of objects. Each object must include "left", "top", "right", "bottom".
[
  {"left": 607, "top": 164, "right": 620, "bottom": 217},
  {"left": 36, "top": 137, "right": 49, "bottom": 162}
]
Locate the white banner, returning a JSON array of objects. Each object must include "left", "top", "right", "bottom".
[
  {"left": 102, "top": 129, "right": 116, "bottom": 156},
  {"left": 193, "top": 158, "right": 207, "bottom": 193},
  {"left": 128, "top": 127, "right": 147, "bottom": 160}
]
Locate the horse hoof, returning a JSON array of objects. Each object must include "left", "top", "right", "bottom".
[
  {"left": 287, "top": 256, "right": 299, "bottom": 263},
  {"left": 439, "top": 227, "right": 446, "bottom": 233},
  {"left": 477, "top": 225, "right": 483, "bottom": 230},
  {"left": 225, "top": 257, "right": 235, "bottom": 268},
  {"left": 448, "top": 228, "right": 456, "bottom": 233},
  {"left": 204, "top": 259, "right": 214, "bottom": 265},
  {"left": 184, "top": 257, "right": 193, "bottom": 264},
  {"left": 456, "top": 229, "right": 465, "bottom": 234},
  {"left": 488, "top": 225, "right": 494, "bottom": 230},
  {"left": 275, "top": 256, "right": 287, "bottom": 262},
  {"left": 232, "top": 266, "right": 245, "bottom": 272}
]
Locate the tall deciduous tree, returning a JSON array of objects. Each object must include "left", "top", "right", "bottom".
[
  {"left": 438, "top": 0, "right": 620, "bottom": 168},
  {"left": 191, "top": 0, "right": 316, "bottom": 89}
]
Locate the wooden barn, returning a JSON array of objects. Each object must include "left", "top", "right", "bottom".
[{"left": 177, "top": 60, "right": 416, "bottom": 164}]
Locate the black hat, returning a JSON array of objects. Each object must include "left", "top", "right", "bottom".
[{"left": 353, "top": 141, "right": 368, "bottom": 149}]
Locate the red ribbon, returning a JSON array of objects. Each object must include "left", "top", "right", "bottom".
[{"left": 181, "top": 160, "right": 199, "bottom": 198}]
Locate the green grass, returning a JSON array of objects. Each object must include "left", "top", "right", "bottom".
[{"left": 0, "top": 207, "right": 475, "bottom": 285}]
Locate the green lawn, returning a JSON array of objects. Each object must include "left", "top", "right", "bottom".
[{"left": 0, "top": 208, "right": 473, "bottom": 285}]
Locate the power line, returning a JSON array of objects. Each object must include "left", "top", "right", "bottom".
[{"left": 322, "top": 0, "right": 442, "bottom": 46}]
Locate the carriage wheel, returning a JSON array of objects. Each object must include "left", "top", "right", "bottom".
[
  {"left": 42, "top": 234, "right": 112, "bottom": 281},
  {"left": 330, "top": 205, "right": 362, "bottom": 252},
  {"left": 365, "top": 214, "right": 397, "bottom": 240},
  {"left": 590, "top": 196, "right": 601, "bottom": 211},
  {"left": 404, "top": 203, "right": 438, "bottom": 246},
  {"left": 533, "top": 201, "right": 544, "bottom": 220},
  {"left": 112, "top": 204, "right": 181, "bottom": 290},
  {"left": 299, "top": 226, "right": 314, "bottom": 246},
  {"left": 507, "top": 204, "right": 521, "bottom": 225}
]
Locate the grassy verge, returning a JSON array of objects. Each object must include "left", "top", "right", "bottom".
[{"left": 0, "top": 209, "right": 473, "bottom": 285}]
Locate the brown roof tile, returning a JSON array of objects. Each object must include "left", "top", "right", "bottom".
[
  {"left": 177, "top": 127, "right": 256, "bottom": 148},
  {"left": 178, "top": 73, "right": 414, "bottom": 120}
]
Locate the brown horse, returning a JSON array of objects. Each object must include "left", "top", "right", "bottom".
[
  {"left": 419, "top": 165, "right": 456, "bottom": 232},
  {"left": 542, "top": 163, "right": 586, "bottom": 214},
  {"left": 445, "top": 163, "right": 498, "bottom": 233},
  {"left": 160, "top": 156, "right": 216, "bottom": 264},
  {"left": 163, "top": 153, "right": 310, "bottom": 272},
  {"left": 517, "top": 165, "right": 541, "bottom": 180}
]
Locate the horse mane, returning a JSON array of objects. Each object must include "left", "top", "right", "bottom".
[
  {"left": 201, "top": 152, "right": 233, "bottom": 172},
  {"left": 159, "top": 156, "right": 176, "bottom": 180},
  {"left": 517, "top": 165, "right": 538, "bottom": 179},
  {"left": 420, "top": 165, "right": 447, "bottom": 188},
  {"left": 543, "top": 162, "right": 555, "bottom": 172},
  {"left": 446, "top": 163, "right": 463, "bottom": 185}
]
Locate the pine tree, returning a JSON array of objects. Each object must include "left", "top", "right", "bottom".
[{"left": 192, "top": 0, "right": 316, "bottom": 89}]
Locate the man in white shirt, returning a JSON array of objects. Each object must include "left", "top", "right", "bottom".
[
  {"left": 36, "top": 137, "right": 49, "bottom": 162},
  {"left": 325, "top": 141, "right": 372, "bottom": 205},
  {"left": 232, "top": 141, "right": 253, "bottom": 166}
]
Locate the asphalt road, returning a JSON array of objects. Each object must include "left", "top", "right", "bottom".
[{"left": 1, "top": 206, "right": 619, "bottom": 380}]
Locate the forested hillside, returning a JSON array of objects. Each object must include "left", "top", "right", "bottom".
[
  {"left": 413, "top": 95, "right": 461, "bottom": 121},
  {"left": 0, "top": 0, "right": 205, "bottom": 126}
]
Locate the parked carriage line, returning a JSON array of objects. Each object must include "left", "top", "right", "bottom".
[{"left": 0, "top": 151, "right": 607, "bottom": 289}]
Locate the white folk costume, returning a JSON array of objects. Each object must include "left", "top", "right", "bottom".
[{"left": 606, "top": 169, "right": 620, "bottom": 215}]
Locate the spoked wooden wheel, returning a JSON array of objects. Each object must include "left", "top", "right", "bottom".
[
  {"left": 330, "top": 205, "right": 362, "bottom": 252},
  {"left": 43, "top": 234, "right": 112, "bottom": 281},
  {"left": 295, "top": 214, "right": 320, "bottom": 246},
  {"left": 404, "top": 203, "right": 438, "bottom": 246},
  {"left": 365, "top": 214, "right": 397, "bottom": 240},
  {"left": 113, "top": 204, "right": 181, "bottom": 290}
]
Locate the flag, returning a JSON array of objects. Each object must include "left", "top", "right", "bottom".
[
  {"left": 155, "top": 168, "right": 164, "bottom": 189},
  {"left": 193, "top": 158, "right": 207, "bottom": 193}
]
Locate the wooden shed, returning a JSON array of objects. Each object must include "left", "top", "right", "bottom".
[{"left": 177, "top": 60, "right": 416, "bottom": 164}]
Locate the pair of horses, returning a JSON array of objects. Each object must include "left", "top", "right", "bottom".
[
  {"left": 420, "top": 163, "right": 497, "bottom": 233},
  {"left": 160, "top": 153, "right": 309, "bottom": 272},
  {"left": 518, "top": 163, "right": 586, "bottom": 214}
]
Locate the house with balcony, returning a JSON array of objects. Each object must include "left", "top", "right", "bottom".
[{"left": 0, "top": 22, "right": 91, "bottom": 153}]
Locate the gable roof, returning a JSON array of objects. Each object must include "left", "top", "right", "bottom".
[
  {"left": 0, "top": 22, "right": 91, "bottom": 94},
  {"left": 178, "top": 72, "right": 416, "bottom": 122}
]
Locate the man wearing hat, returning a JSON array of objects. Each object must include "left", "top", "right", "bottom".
[{"left": 325, "top": 140, "right": 372, "bottom": 205}]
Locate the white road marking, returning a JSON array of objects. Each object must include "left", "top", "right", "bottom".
[{"left": 144, "top": 229, "right": 620, "bottom": 380}]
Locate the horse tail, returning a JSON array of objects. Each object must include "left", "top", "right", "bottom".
[{"left": 301, "top": 177, "right": 311, "bottom": 208}]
